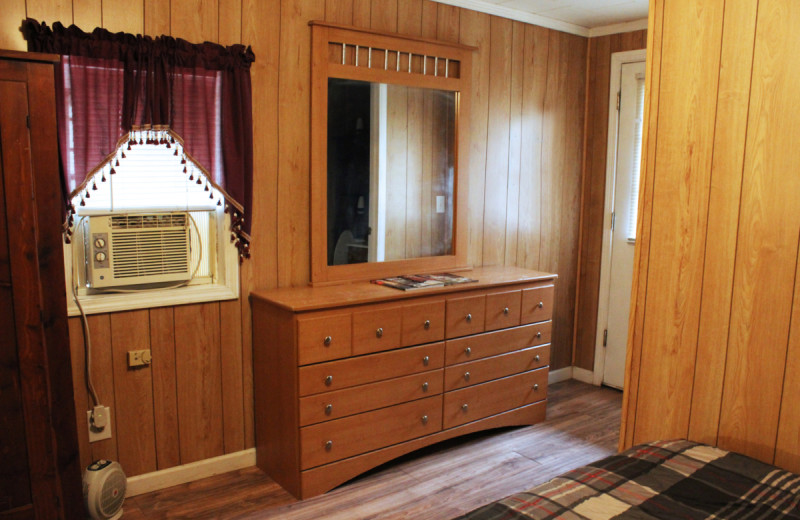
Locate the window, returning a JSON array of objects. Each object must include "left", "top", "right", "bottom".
[{"left": 65, "top": 128, "right": 239, "bottom": 316}]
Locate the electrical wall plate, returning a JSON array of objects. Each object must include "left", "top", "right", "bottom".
[{"left": 87, "top": 406, "right": 112, "bottom": 443}]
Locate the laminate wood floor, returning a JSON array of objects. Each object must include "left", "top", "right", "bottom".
[{"left": 123, "top": 380, "right": 621, "bottom": 519}]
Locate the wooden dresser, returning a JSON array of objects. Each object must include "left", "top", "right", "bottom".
[{"left": 251, "top": 266, "right": 556, "bottom": 498}]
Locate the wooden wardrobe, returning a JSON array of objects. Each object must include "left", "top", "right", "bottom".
[
  {"left": 621, "top": 0, "right": 800, "bottom": 473},
  {"left": 0, "top": 50, "right": 83, "bottom": 519}
]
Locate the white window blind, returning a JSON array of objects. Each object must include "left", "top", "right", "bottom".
[{"left": 626, "top": 75, "right": 646, "bottom": 242}]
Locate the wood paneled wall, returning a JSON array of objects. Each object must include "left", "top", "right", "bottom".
[
  {"left": 573, "top": 30, "right": 646, "bottom": 370},
  {"left": 1, "top": 0, "right": 586, "bottom": 477},
  {"left": 621, "top": 0, "right": 800, "bottom": 473}
]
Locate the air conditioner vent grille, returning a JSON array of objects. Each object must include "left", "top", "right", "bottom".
[
  {"left": 111, "top": 229, "right": 189, "bottom": 279},
  {"left": 110, "top": 213, "right": 188, "bottom": 229}
]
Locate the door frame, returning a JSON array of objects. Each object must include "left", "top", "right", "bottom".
[{"left": 593, "top": 49, "right": 647, "bottom": 386}]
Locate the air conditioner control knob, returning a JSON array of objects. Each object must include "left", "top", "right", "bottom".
[
  {"left": 95, "top": 252, "right": 107, "bottom": 262},
  {"left": 94, "top": 238, "right": 106, "bottom": 248}
]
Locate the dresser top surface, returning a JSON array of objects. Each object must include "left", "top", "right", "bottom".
[{"left": 250, "top": 266, "right": 557, "bottom": 312}]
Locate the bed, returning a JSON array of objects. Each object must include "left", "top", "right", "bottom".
[{"left": 457, "top": 440, "right": 800, "bottom": 519}]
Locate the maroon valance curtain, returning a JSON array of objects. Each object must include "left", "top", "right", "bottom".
[{"left": 22, "top": 19, "right": 254, "bottom": 258}]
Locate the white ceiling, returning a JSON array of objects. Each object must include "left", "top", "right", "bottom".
[{"left": 438, "top": 0, "right": 649, "bottom": 37}]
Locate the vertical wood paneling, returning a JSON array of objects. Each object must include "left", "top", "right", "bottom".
[
  {"left": 718, "top": 0, "right": 800, "bottom": 461},
  {"left": 776, "top": 249, "right": 800, "bottom": 473},
  {"left": 620, "top": 0, "right": 664, "bottom": 450},
  {"left": 218, "top": 0, "right": 242, "bottom": 44},
  {"left": 87, "top": 314, "right": 118, "bottom": 463},
  {"left": 26, "top": 0, "right": 72, "bottom": 24},
  {"left": 326, "top": 0, "right": 354, "bottom": 25},
  {"left": 73, "top": 0, "right": 102, "bottom": 31},
  {"left": 371, "top": 0, "right": 397, "bottom": 32},
  {"left": 0, "top": 0, "right": 27, "bottom": 51},
  {"left": 277, "top": 0, "right": 324, "bottom": 288},
  {"left": 632, "top": 0, "right": 724, "bottom": 444},
  {"left": 459, "top": 10, "right": 490, "bottom": 268},
  {"left": 688, "top": 0, "right": 757, "bottom": 445},
  {"left": 110, "top": 310, "right": 156, "bottom": 476},
  {"left": 241, "top": 0, "right": 281, "bottom": 449},
  {"left": 516, "top": 24, "right": 548, "bottom": 271},
  {"left": 220, "top": 300, "right": 245, "bottom": 453},
  {"left": 482, "top": 15, "right": 513, "bottom": 267},
  {"left": 149, "top": 307, "right": 180, "bottom": 468},
  {"left": 436, "top": 3, "right": 459, "bottom": 43},
  {"left": 143, "top": 0, "right": 170, "bottom": 36},
  {"left": 558, "top": 32, "right": 585, "bottom": 369},
  {"left": 504, "top": 21, "right": 524, "bottom": 268},
  {"left": 171, "top": 0, "right": 217, "bottom": 42},
  {"left": 396, "top": 0, "right": 421, "bottom": 36},
  {"left": 175, "top": 303, "right": 224, "bottom": 464},
  {"left": 102, "top": 0, "right": 144, "bottom": 34},
  {"left": 420, "top": 0, "right": 437, "bottom": 38},
  {"left": 406, "top": 88, "right": 423, "bottom": 259},
  {"left": 353, "top": 0, "right": 370, "bottom": 27}
]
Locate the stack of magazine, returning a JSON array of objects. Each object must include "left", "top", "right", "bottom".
[{"left": 371, "top": 273, "right": 477, "bottom": 291}]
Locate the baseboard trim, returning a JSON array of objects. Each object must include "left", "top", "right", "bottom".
[
  {"left": 125, "top": 448, "right": 256, "bottom": 497},
  {"left": 572, "top": 366, "right": 594, "bottom": 384},
  {"left": 548, "top": 366, "right": 573, "bottom": 384}
]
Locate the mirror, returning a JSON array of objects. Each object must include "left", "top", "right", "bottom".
[
  {"left": 310, "top": 22, "right": 473, "bottom": 284},
  {"left": 327, "top": 78, "right": 456, "bottom": 266}
]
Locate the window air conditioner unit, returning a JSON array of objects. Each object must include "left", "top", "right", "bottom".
[{"left": 84, "top": 212, "right": 192, "bottom": 289}]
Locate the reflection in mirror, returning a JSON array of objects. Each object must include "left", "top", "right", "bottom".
[{"left": 327, "top": 78, "right": 456, "bottom": 266}]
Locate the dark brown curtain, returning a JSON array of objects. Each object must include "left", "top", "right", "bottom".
[{"left": 22, "top": 19, "right": 254, "bottom": 258}]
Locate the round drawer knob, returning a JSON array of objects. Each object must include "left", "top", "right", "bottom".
[
  {"left": 466, "top": 313, "right": 472, "bottom": 323},
  {"left": 422, "top": 355, "right": 430, "bottom": 366},
  {"left": 325, "top": 440, "right": 333, "bottom": 451},
  {"left": 464, "top": 347, "right": 472, "bottom": 356},
  {"left": 421, "top": 415, "right": 429, "bottom": 425},
  {"left": 464, "top": 372, "right": 471, "bottom": 381},
  {"left": 536, "top": 332, "right": 542, "bottom": 339},
  {"left": 533, "top": 383, "right": 539, "bottom": 391},
  {"left": 535, "top": 354, "right": 540, "bottom": 362},
  {"left": 538, "top": 301, "right": 544, "bottom": 309},
  {"left": 325, "top": 404, "right": 333, "bottom": 415},
  {"left": 461, "top": 403, "right": 469, "bottom": 412},
  {"left": 424, "top": 320, "right": 431, "bottom": 330},
  {"left": 376, "top": 327, "right": 383, "bottom": 338},
  {"left": 325, "top": 375, "right": 333, "bottom": 386},
  {"left": 422, "top": 382, "right": 429, "bottom": 392},
  {"left": 324, "top": 336, "right": 332, "bottom": 346},
  {"left": 503, "top": 307, "right": 509, "bottom": 315}
]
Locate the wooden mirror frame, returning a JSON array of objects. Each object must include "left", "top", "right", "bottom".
[{"left": 310, "top": 21, "right": 474, "bottom": 285}]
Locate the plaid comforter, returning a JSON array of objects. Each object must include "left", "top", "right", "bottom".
[{"left": 458, "top": 440, "right": 800, "bottom": 519}]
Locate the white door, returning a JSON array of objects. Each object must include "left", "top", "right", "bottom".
[{"left": 595, "top": 53, "right": 646, "bottom": 390}]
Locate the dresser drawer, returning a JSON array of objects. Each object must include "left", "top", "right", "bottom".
[
  {"left": 401, "top": 299, "right": 445, "bottom": 346},
  {"left": 297, "top": 313, "right": 352, "bottom": 365},
  {"left": 443, "top": 368, "right": 548, "bottom": 429},
  {"left": 352, "top": 306, "right": 402, "bottom": 355},
  {"left": 444, "top": 344, "right": 550, "bottom": 391},
  {"left": 299, "top": 370, "right": 443, "bottom": 426},
  {"left": 300, "top": 395, "right": 443, "bottom": 469},
  {"left": 299, "top": 342, "right": 445, "bottom": 396},
  {"left": 445, "top": 294, "right": 486, "bottom": 339},
  {"left": 484, "top": 289, "right": 522, "bottom": 331},
  {"left": 445, "top": 322, "right": 551, "bottom": 365},
  {"left": 521, "top": 284, "right": 554, "bottom": 324}
]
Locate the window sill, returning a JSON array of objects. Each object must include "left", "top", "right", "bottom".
[{"left": 66, "top": 283, "right": 238, "bottom": 317}]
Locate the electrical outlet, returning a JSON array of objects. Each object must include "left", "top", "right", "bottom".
[
  {"left": 87, "top": 406, "right": 112, "bottom": 443},
  {"left": 436, "top": 195, "right": 445, "bottom": 214},
  {"left": 127, "top": 349, "right": 152, "bottom": 367}
]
